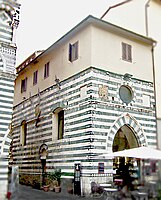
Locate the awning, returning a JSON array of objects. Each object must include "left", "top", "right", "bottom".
[{"left": 99, "top": 146, "right": 161, "bottom": 160}]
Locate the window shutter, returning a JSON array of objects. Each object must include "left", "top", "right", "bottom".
[
  {"left": 73, "top": 41, "right": 78, "bottom": 60},
  {"left": 127, "top": 44, "right": 132, "bottom": 61},
  {"left": 68, "top": 41, "right": 78, "bottom": 62},
  {"left": 33, "top": 70, "right": 38, "bottom": 85},
  {"left": 21, "top": 77, "right": 27, "bottom": 93},
  {"left": 44, "top": 62, "right": 49, "bottom": 78},
  {"left": 69, "top": 43, "right": 72, "bottom": 62},
  {"left": 122, "top": 42, "right": 126, "bottom": 60},
  {"left": 122, "top": 42, "right": 132, "bottom": 62}
]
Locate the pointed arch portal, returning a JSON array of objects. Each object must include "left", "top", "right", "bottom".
[
  {"left": 105, "top": 113, "right": 148, "bottom": 185},
  {"left": 106, "top": 113, "right": 147, "bottom": 152},
  {"left": 113, "top": 125, "right": 139, "bottom": 152}
]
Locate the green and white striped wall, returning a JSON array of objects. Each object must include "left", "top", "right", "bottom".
[{"left": 12, "top": 67, "right": 157, "bottom": 194}]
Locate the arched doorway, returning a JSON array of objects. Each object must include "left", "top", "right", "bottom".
[
  {"left": 112, "top": 125, "right": 140, "bottom": 188},
  {"left": 113, "top": 125, "right": 139, "bottom": 152},
  {"left": 106, "top": 113, "right": 147, "bottom": 151},
  {"left": 39, "top": 144, "right": 48, "bottom": 186}
]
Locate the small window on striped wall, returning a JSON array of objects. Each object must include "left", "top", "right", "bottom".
[
  {"left": 80, "top": 85, "right": 88, "bottom": 99},
  {"left": 20, "top": 121, "right": 27, "bottom": 146},
  {"left": 142, "top": 94, "right": 150, "bottom": 107}
]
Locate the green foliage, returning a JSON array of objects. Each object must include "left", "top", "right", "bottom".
[
  {"left": 47, "top": 169, "right": 62, "bottom": 185},
  {"left": 19, "top": 174, "right": 41, "bottom": 189}
]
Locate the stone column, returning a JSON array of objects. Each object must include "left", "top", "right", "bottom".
[
  {"left": 0, "top": 130, "right": 12, "bottom": 200},
  {"left": 0, "top": 156, "right": 9, "bottom": 200}
]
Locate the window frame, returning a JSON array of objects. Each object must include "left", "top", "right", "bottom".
[
  {"left": 69, "top": 41, "right": 78, "bottom": 62},
  {"left": 142, "top": 94, "right": 151, "bottom": 107},
  {"left": 98, "top": 162, "right": 104, "bottom": 174},
  {"left": 44, "top": 62, "right": 49, "bottom": 79},
  {"left": 52, "top": 108, "right": 64, "bottom": 141},
  {"left": 20, "top": 121, "right": 27, "bottom": 146},
  {"left": 80, "top": 85, "right": 88, "bottom": 99},
  {"left": 122, "top": 42, "right": 132, "bottom": 62},
  {"left": 119, "top": 85, "right": 133, "bottom": 104},
  {"left": 21, "top": 77, "right": 27, "bottom": 93},
  {"left": 58, "top": 110, "right": 64, "bottom": 140},
  {"left": 33, "top": 70, "right": 38, "bottom": 85}
]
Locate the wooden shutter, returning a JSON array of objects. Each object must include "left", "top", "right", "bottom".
[
  {"left": 122, "top": 42, "right": 132, "bottom": 62},
  {"left": 69, "top": 43, "right": 72, "bottom": 62}
]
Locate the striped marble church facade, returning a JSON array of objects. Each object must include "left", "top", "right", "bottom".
[
  {"left": 11, "top": 16, "right": 157, "bottom": 195},
  {"left": 0, "top": 0, "right": 20, "bottom": 198}
]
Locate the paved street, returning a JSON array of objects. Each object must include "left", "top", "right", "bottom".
[
  {"left": 9, "top": 184, "right": 157, "bottom": 200},
  {"left": 10, "top": 184, "right": 95, "bottom": 200}
]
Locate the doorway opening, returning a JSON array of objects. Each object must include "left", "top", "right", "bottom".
[{"left": 112, "top": 125, "right": 140, "bottom": 188}]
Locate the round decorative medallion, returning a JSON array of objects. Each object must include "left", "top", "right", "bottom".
[{"left": 119, "top": 85, "right": 133, "bottom": 104}]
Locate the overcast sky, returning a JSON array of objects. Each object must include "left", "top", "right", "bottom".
[{"left": 16, "top": 0, "right": 120, "bottom": 65}]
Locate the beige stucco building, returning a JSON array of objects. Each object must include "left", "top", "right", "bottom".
[{"left": 102, "top": 0, "right": 161, "bottom": 149}]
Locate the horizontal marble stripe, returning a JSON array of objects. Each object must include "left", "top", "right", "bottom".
[{"left": 0, "top": 89, "right": 14, "bottom": 94}]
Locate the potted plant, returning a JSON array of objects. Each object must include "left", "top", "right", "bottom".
[
  {"left": 44, "top": 169, "right": 62, "bottom": 192},
  {"left": 53, "top": 169, "right": 62, "bottom": 193},
  {"left": 47, "top": 172, "right": 58, "bottom": 191},
  {"left": 43, "top": 185, "right": 50, "bottom": 192},
  {"left": 42, "top": 173, "right": 50, "bottom": 192}
]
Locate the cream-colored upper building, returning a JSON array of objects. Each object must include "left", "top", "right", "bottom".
[
  {"left": 102, "top": 0, "right": 161, "bottom": 148},
  {"left": 14, "top": 16, "right": 155, "bottom": 106}
]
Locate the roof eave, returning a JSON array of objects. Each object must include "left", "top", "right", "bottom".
[
  {"left": 40, "top": 15, "right": 156, "bottom": 57},
  {"left": 17, "top": 15, "right": 156, "bottom": 70}
]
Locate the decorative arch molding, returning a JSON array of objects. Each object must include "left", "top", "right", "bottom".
[
  {"left": 51, "top": 102, "right": 65, "bottom": 113},
  {"left": 106, "top": 112, "right": 147, "bottom": 152},
  {"left": 21, "top": 120, "right": 26, "bottom": 125},
  {"left": 53, "top": 107, "right": 63, "bottom": 114}
]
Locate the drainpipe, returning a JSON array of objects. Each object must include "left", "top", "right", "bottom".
[
  {"left": 151, "top": 43, "right": 158, "bottom": 149},
  {"left": 101, "top": 0, "right": 150, "bottom": 37},
  {"left": 152, "top": 43, "right": 161, "bottom": 182},
  {"left": 145, "top": 0, "right": 150, "bottom": 37},
  {"left": 100, "top": 0, "right": 132, "bottom": 19}
]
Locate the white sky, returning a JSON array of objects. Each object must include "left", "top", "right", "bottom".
[{"left": 16, "top": 0, "right": 120, "bottom": 66}]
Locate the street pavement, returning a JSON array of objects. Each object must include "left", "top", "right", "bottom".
[
  {"left": 10, "top": 184, "right": 95, "bottom": 200},
  {"left": 10, "top": 184, "right": 149, "bottom": 200}
]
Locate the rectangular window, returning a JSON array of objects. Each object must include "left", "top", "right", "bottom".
[
  {"left": 142, "top": 94, "right": 150, "bottom": 107},
  {"left": 20, "top": 121, "right": 27, "bottom": 146},
  {"left": 21, "top": 78, "right": 27, "bottom": 93},
  {"left": 33, "top": 70, "right": 38, "bottom": 85},
  {"left": 44, "top": 62, "right": 49, "bottom": 79},
  {"left": 122, "top": 42, "right": 132, "bottom": 62},
  {"left": 69, "top": 41, "right": 78, "bottom": 62},
  {"left": 151, "top": 161, "right": 156, "bottom": 173},
  {"left": 58, "top": 110, "right": 64, "bottom": 140},
  {"left": 80, "top": 85, "right": 88, "bottom": 99},
  {"left": 98, "top": 162, "right": 104, "bottom": 174},
  {"left": 52, "top": 109, "right": 64, "bottom": 141}
]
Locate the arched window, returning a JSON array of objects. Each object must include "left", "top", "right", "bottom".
[
  {"left": 52, "top": 108, "right": 64, "bottom": 141},
  {"left": 20, "top": 120, "right": 27, "bottom": 146}
]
